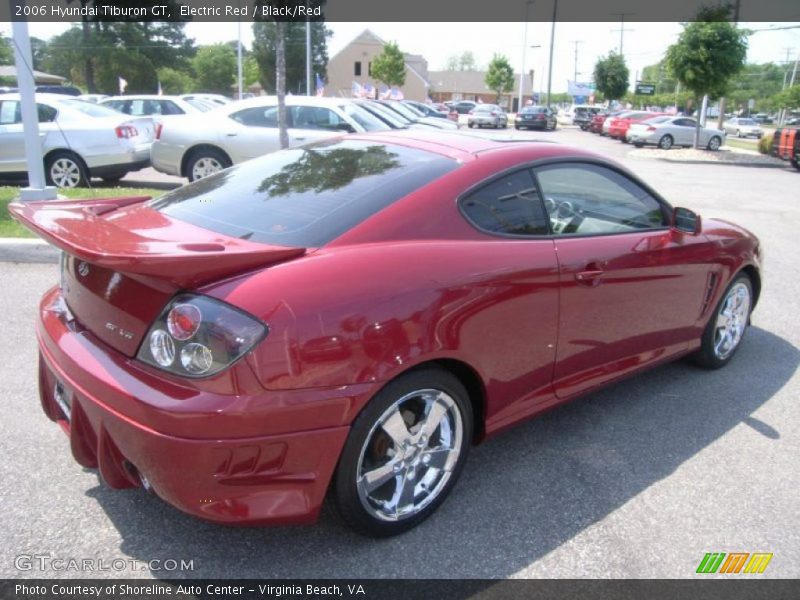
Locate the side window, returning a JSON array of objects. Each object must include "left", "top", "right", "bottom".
[
  {"left": 37, "top": 103, "right": 57, "bottom": 123},
  {"left": 103, "top": 100, "right": 125, "bottom": 113},
  {"left": 460, "top": 170, "right": 549, "bottom": 236},
  {"left": 535, "top": 163, "right": 666, "bottom": 235},
  {"left": 230, "top": 106, "right": 279, "bottom": 127},
  {"left": 291, "top": 106, "right": 344, "bottom": 130},
  {"left": 0, "top": 101, "right": 21, "bottom": 124},
  {"left": 674, "top": 118, "right": 695, "bottom": 127},
  {"left": 159, "top": 100, "right": 184, "bottom": 115}
]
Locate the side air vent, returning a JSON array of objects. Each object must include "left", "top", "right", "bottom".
[{"left": 700, "top": 273, "right": 719, "bottom": 318}]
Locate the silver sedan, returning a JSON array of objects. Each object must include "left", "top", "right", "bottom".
[
  {"left": 626, "top": 116, "right": 726, "bottom": 150},
  {"left": 151, "top": 96, "right": 391, "bottom": 181},
  {"left": 0, "top": 93, "right": 153, "bottom": 187},
  {"left": 723, "top": 117, "right": 764, "bottom": 139},
  {"left": 468, "top": 104, "right": 508, "bottom": 129}
]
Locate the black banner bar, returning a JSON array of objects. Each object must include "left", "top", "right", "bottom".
[
  {"left": 3, "top": 580, "right": 800, "bottom": 600},
  {"left": 3, "top": 0, "right": 800, "bottom": 23}
]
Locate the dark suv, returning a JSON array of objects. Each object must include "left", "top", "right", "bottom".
[{"left": 574, "top": 106, "right": 602, "bottom": 130}]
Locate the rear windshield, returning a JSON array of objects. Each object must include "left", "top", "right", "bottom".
[{"left": 151, "top": 139, "right": 458, "bottom": 247}]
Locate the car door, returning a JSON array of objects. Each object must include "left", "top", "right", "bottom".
[
  {"left": 534, "top": 161, "right": 715, "bottom": 399},
  {"left": 458, "top": 168, "right": 560, "bottom": 426},
  {"left": 672, "top": 118, "right": 697, "bottom": 145},
  {"left": 288, "top": 105, "right": 353, "bottom": 144},
  {"left": 225, "top": 105, "right": 284, "bottom": 160},
  {"left": 0, "top": 100, "right": 56, "bottom": 172}
]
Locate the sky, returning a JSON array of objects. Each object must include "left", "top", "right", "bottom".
[{"left": 3, "top": 21, "right": 799, "bottom": 94}]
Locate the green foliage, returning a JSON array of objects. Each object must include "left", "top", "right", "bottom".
[
  {"left": 758, "top": 132, "right": 774, "bottom": 155},
  {"left": 446, "top": 51, "right": 477, "bottom": 71},
  {"left": 252, "top": 19, "right": 331, "bottom": 94},
  {"left": 244, "top": 55, "right": 260, "bottom": 87},
  {"left": 40, "top": 20, "right": 193, "bottom": 94},
  {"left": 485, "top": 54, "right": 515, "bottom": 101},
  {"left": 157, "top": 67, "right": 193, "bottom": 94},
  {"left": 593, "top": 52, "right": 630, "bottom": 101},
  {"left": 371, "top": 41, "right": 406, "bottom": 88},
  {"left": 665, "top": 13, "right": 748, "bottom": 100},
  {"left": 775, "top": 85, "right": 800, "bottom": 110},
  {"left": 192, "top": 44, "right": 236, "bottom": 95},
  {"left": 0, "top": 35, "right": 14, "bottom": 65}
]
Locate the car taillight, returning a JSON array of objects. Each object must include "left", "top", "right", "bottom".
[
  {"left": 468, "top": 110, "right": 474, "bottom": 115},
  {"left": 490, "top": 111, "right": 497, "bottom": 116},
  {"left": 137, "top": 294, "right": 268, "bottom": 378},
  {"left": 154, "top": 123, "right": 163, "bottom": 140},
  {"left": 115, "top": 125, "right": 138, "bottom": 139},
  {"left": 538, "top": 114, "right": 545, "bottom": 119},
  {"left": 646, "top": 126, "right": 656, "bottom": 132}
]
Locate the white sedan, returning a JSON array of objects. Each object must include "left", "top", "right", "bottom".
[
  {"left": 151, "top": 96, "right": 391, "bottom": 181},
  {"left": 100, "top": 95, "right": 216, "bottom": 118},
  {"left": 626, "top": 116, "right": 726, "bottom": 150},
  {"left": 0, "top": 93, "right": 153, "bottom": 187},
  {"left": 723, "top": 117, "right": 764, "bottom": 139}
]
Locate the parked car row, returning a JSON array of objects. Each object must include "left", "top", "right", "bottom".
[
  {"left": 0, "top": 92, "right": 463, "bottom": 187},
  {"left": 581, "top": 108, "right": 726, "bottom": 151}
]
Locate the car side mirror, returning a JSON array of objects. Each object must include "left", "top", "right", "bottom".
[
  {"left": 672, "top": 207, "right": 702, "bottom": 235},
  {"left": 336, "top": 122, "right": 356, "bottom": 133}
]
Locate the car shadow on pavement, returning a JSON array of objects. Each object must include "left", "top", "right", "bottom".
[{"left": 84, "top": 325, "right": 798, "bottom": 579}]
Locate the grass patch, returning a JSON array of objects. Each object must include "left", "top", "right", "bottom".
[
  {"left": 724, "top": 138, "right": 759, "bottom": 152},
  {"left": 1, "top": 186, "right": 165, "bottom": 238}
]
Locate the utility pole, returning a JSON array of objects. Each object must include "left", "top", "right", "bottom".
[
  {"left": 717, "top": 0, "right": 740, "bottom": 129},
  {"left": 610, "top": 13, "right": 635, "bottom": 56},
  {"left": 570, "top": 40, "right": 583, "bottom": 81},
  {"left": 545, "top": 0, "right": 558, "bottom": 108},
  {"left": 518, "top": 0, "right": 535, "bottom": 112}
]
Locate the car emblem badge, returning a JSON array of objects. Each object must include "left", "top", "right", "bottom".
[{"left": 78, "top": 262, "right": 90, "bottom": 277}]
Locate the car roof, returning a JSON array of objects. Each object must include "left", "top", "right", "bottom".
[
  {"left": 101, "top": 95, "right": 186, "bottom": 101},
  {"left": 345, "top": 130, "right": 601, "bottom": 163},
  {"left": 0, "top": 92, "right": 87, "bottom": 103}
]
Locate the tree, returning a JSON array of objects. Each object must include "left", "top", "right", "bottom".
[
  {"left": 665, "top": 7, "right": 748, "bottom": 148},
  {"left": 157, "top": 67, "right": 193, "bottom": 94},
  {"left": 445, "top": 54, "right": 459, "bottom": 71},
  {"left": 775, "top": 84, "right": 800, "bottom": 111},
  {"left": 192, "top": 44, "right": 236, "bottom": 95},
  {"left": 485, "top": 54, "right": 515, "bottom": 102},
  {"left": 371, "top": 41, "right": 406, "bottom": 88},
  {"left": 593, "top": 52, "right": 630, "bottom": 103},
  {"left": 1, "top": 36, "right": 14, "bottom": 66},
  {"left": 458, "top": 51, "right": 477, "bottom": 70},
  {"left": 252, "top": 18, "right": 331, "bottom": 94}
]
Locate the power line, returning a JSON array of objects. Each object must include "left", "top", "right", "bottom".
[{"left": 610, "top": 12, "right": 635, "bottom": 57}]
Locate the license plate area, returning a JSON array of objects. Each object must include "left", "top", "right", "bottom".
[{"left": 53, "top": 380, "right": 72, "bottom": 422}]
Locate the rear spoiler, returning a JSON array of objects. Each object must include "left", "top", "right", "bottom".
[{"left": 9, "top": 196, "right": 306, "bottom": 287}]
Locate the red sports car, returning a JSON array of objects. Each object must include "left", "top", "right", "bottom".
[
  {"left": 11, "top": 131, "right": 762, "bottom": 537},
  {"left": 607, "top": 111, "right": 666, "bottom": 142}
]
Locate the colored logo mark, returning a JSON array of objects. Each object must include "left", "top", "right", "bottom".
[{"left": 696, "top": 552, "right": 773, "bottom": 574}]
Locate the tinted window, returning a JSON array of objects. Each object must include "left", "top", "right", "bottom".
[
  {"left": 101, "top": 100, "right": 126, "bottom": 112},
  {"left": 159, "top": 100, "right": 185, "bottom": 115},
  {"left": 151, "top": 139, "right": 458, "bottom": 247},
  {"left": 673, "top": 118, "right": 696, "bottom": 127},
  {"left": 290, "top": 106, "right": 345, "bottom": 130},
  {"left": 230, "top": 106, "right": 279, "bottom": 127},
  {"left": 37, "top": 103, "right": 57, "bottom": 122},
  {"left": 535, "top": 163, "right": 666, "bottom": 235},
  {"left": 460, "top": 170, "right": 548, "bottom": 236},
  {"left": 340, "top": 103, "right": 391, "bottom": 132}
]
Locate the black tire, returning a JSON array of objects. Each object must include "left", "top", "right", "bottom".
[
  {"left": 691, "top": 273, "right": 753, "bottom": 369},
  {"left": 101, "top": 174, "right": 126, "bottom": 185},
  {"left": 514, "top": 124, "right": 520, "bottom": 130},
  {"left": 45, "top": 151, "right": 89, "bottom": 188},
  {"left": 332, "top": 367, "right": 473, "bottom": 537},
  {"left": 658, "top": 135, "right": 674, "bottom": 150},
  {"left": 633, "top": 142, "right": 645, "bottom": 148},
  {"left": 707, "top": 136, "right": 722, "bottom": 151},
  {"left": 185, "top": 147, "right": 231, "bottom": 182},
  {"left": 791, "top": 158, "right": 800, "bottom": 172},
  {"left": 468, "top": 122, "right": 474, "bottom": 129},
  {"left": 736, "top": 129, "right": 742, "bottom": 138}
]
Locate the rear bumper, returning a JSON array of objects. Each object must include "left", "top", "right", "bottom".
[
  {"left": 516, "top": 120, "right": 547, "bottom": 129},
  {"left": 36, "top": 287, "right": 358, "bottom": 526}
]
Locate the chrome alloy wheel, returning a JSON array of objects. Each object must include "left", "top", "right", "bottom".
[
  {"left": 356, "top": 389, "right": 463, "bottom": 522},
  {"left": 714, "top": 282, "right": 751, "bottom": 360},
  {"left": 50, "top": 158, "right": 82, "bottom": 188},
  {"left": 191, "top": 157, "right": 224, "bottom": 180}
]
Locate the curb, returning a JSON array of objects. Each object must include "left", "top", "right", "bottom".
[
  {"left": 651, "top": 157, "right": 788, "bottom": 169},
  {"left": 0, "top": 239, "right": 59, "bottom": 264}
]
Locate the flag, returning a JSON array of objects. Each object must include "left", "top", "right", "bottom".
[
  {"left": 389, "top": 87, "right": 404, "bottom": 100},
  {"left": 351, "top": 81, "right": 362, "bottom": 98},
  {"left": 315, "top": 73, "right": 325, "bottom": 97},
  {"left": 363, "top": 83, "right": 375, "bottom": 99},
  {"left": 118, "top": 77, "right": 128, "bottom": 94},
  {"left": 379, "top": 84, "right": 390, "bottom": 99},
  {"left": 157, "top": 80, "right": 163, "bottom": 96}
]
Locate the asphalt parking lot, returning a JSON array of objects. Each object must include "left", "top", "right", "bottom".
[{"left": 1, "top": 127, "right": 798, "bottom": 580}]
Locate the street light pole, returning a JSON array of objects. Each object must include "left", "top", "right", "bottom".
[
  {"left": 517, "top": 1, "right": 534, "bottom": 112},
  {"left": 545, "top": 0, "right": 557, "bottom": 107}
]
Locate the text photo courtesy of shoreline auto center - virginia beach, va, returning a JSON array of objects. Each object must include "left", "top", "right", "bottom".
[{"left": 0, "top": 0, "right": 799, "bottom": 598}]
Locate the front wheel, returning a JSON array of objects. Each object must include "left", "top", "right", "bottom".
[
  {"left": 658, "top": 134, "right": 674, "bottom": 150},
  {"left": 791, "top": 158, "right": 800, "bottom": 171},
  {"left": 691, "top": 274, "right": 753, "bottom": 369},
  {"left": 332, "top": 368, "right": 473, "bottom": 537},
  {"left": 707, "top": 136, "right": 722, "bottom": 151}
]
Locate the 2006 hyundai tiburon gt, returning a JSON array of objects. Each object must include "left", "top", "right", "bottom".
[{"left": 12, "top": 130, "right": 761, "bottom": 537}]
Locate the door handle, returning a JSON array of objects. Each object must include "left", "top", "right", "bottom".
[
  {"left": 292, "top": 136, "right": 306, "bottom": 141},
  {"left": 575, "top": 267, "right": 604, "bottom": 286},
  {"left": 225, "top": 132, "right": 237, "bottom": 137}
]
